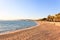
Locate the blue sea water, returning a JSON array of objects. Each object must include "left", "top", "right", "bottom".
[{"left": 0, "top": 20, "right": 37, "bottom": 33}]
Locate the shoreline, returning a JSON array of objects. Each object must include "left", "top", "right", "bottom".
[
  {"left": 0, "top": 21, "right": 60, "bottom": 40},
  {"left": 0, "top": 21, "right": 40, "bottom": 35}
]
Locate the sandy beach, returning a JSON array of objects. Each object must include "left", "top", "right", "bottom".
[{"left": 0, "top": 21, "right": 60, "bottom": 40}]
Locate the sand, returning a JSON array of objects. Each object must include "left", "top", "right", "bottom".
[{"left": 0, "top": 21, "right": 60, "bottom": 40}]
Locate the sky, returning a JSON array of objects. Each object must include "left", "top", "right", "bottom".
[{"left": 0, "top": 0, "right": 60, "bottom": 20}]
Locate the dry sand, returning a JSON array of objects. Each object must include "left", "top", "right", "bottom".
[{"left": 0, "top": 21, "right": 60, "bottom": 40}]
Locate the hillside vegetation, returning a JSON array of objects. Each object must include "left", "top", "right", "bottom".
[
  {"left": 38, "top": 13, "right": 60, "bottom": 22},
  {"left": 47, "top": 13, "right": 60, "bottom": 22}
]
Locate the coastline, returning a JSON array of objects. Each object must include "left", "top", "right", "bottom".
[
  {"left": 0, "top": 21, "right": 40, "bottom": 35},
  {"left": 0, "top": 21, "right": 60, "bottom": 40}
]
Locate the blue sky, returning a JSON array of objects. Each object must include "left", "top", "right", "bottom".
[{"left": 0, "top": 0, "right": 60, "bottom": 20}]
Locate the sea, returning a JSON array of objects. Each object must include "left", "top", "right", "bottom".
[{"left": 0, "top": 20, "right": 37, "bottom": 33}]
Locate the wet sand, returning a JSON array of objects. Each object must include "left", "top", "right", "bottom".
[{"left": 0, "top": 21, "right": 60, "bottom": 40}]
